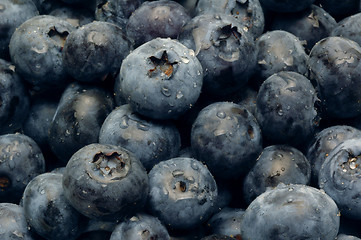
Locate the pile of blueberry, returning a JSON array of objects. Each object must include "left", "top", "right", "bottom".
[{"left": 2, "top": 0, "right": 361, "bottom": 239}]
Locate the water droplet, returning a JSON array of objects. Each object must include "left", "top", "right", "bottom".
[
  {"left": 119, "top": 116, "right": 129, "bottom": 129},
  {"left": 161, "top": 87, "right": 171, "bottom": 97},
  {"left": 216, "top": 111, "right": 226, "bottom": 119},
  {"left": 65, "top": 129, "right": 70, "bottom": 136},
  {"left": 350, "top": 161, "right": 357, "bottom": 170},
  {"left": 191, "top": 161, "right": 199, "bottom": 170},
  {"left": 193, "top": 82, "right": 197, "bottom": 88},
  {"left": 287, "top": 198, "right": 293, "bottom": 203},
  {"left": 277, "top": 109, "right": 284, "bottom": 116},
  {"left": 40, "top": 189, "right": 45, "bottom": 195},
  {"left": 288, "top": 187, "right": 294, "bottom": 191},
  {"left": 176, "top": 91, "right": 184, "bottom": 99},
  {"left": 281, "top": 167, "right": 285, "bottom": 171},
  {"left": 181, "top": 56, "right": 190, "bottom": 63},
  {"left": 137, "top": 123, "right": 150, "bottom": 131}
]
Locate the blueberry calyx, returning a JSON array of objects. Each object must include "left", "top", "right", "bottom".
[
  {"left": 148, "top": 50, "right": 178, "bottom": 79},
  {"left": 90, "top": 151, "right": 130, "bottom": 182},
  {"left": 213, "top": 24, "right": 242, "bottom": 62},
  {"left": 48, "top": 26, "right": 69, "bottom": 49},
  {"left": 0, "top": 175, "right": 10, "bottom": 191}
]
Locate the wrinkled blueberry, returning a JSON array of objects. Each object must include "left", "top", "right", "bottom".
[
  {"left": 62, "top": 143, "right": 149, "bottom": 220},
  {"left": 178, "top": 13, "right": 256, "bottom": 97},
  {"left": 306, "top": 125, "right": 361, "bottom": 186},
  {"left": 99, "top": 104, "right": 181, "bottom": 171},
  {"left": 0, "top": 133, "right": 45, "bottom": 203},
  {"left": 0, "top": 59, "right": 30, "bottom": 134},
  {"left": 241, "top": 184, "right": 340, "bottom": 240},
  {"left": 148, "top": 157, "right": 218, "bottom": 230},
  {"left": 319, "top": 138, "right": 361, "bottom": 220},
  {"left": 195, "top": 0, "right": 265, "bottom": 38},
  {"left": 116, "top": 37, "right": 203, "bottom": 120},
  {"left": 95, "top": 0, "right": 143, "bottom": 29},
  {"left": 63, "top": 21, "right": 132, "bottom": 83},
  {"left": 110, "top": 213, "right": 170, "bottom": 240},
  {"left": 48, "top": 82, "right": 114, "bottom": 165},
  {"left": 243, "top": 145, "right": 311, "bottom": 204},
  {"left": 23, "top": 172, "right": 86, "bottom": 240},
  {"left": 126, "top": 0, "right": 191, "bottom": 47},
  {"left": 9, "top": 15, "right": 76, "bottom": 92},
  {"left": 191, "top": 101, "right": 262, "bottom": 179},
  {"left": 255, "top": 71, "right": 319, "bottom": 147}
]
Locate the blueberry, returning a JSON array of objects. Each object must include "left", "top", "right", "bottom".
[
  {"left": 116, "top": 37, "right": 203, "bottom": 120},
  {"left": 255, "top": 71, "right": 319, "bottom": 147},
  {"left": 308, "top": 36, "right": 361, "bottom": 119},
  {"left": 0, "top": 203, "right": 34, "bottom": 240},
  {"left": 254, "top": 30, "right": 309, "bottom": 84},
  {"left": 331, "top": 12, "right": 361, "bottom": 48},
  {"left": 62, "top": 21, "right": 132, "bottom": 83},
  {"left": 109, "top": 213, "right": 170, "bottom": 240},
  {"left": 178, "top": 13, "right": 256, "bottom": 97},
  {"left": 126, "top": 0, "right": 191, "bottom": 47},
  {"left": 0, "top": 0, "right": 38, "bottom": 60},
  {"left": 195, "top": 0, "right": 265, "bottom": 39},
  {"left": 270, "top": 4, "right": 337, "bottom": 53},
  {"left": 337, "top": 234, "right": 361, "bottom": 240},
  {"left": 95, "top": 0, "right": 144, "bottom": 29},
  {"left": 191, "top": 101, "right": 262, "bottom": 180},
  {"left": 206, "top": 207, "right": 245, "bottom": 238},
  {"left": 22, "top": 172, "right": 86, "bottom": 240},
  {"left": 259, "top": 0, "right": 315, "bottom": 13},
  {"left": 147, "top": 157, "right": 218, "bottom": 230},
  {"left": 241, "top": 184, "right": 340, "bottom": 240},
  {"left": 62, "top": 143, "right": 149, "bottom": 220},
  {"left": 319, "top": 138, "right": 361, "bottom": 220},
  {"left": 0, "top": 59, "right": 31, "bottom": 134},
  {"left": 243, "top": 145, "right": 311, "bottom": 204},
  {"left": 0, "top": 133, "right": 45, "bottom": 203},
  {"left": 306, "top": 125, "right": 361, "bottom": 186},
  {"left": 9, "top": 15, "right": 76, "bottom": 92},
  {"left": 49, "top": 5, "right": 94, "bottom": 28},
  {"left": 48, "top": 82, "right": 114, "bottom": 165},
  {"left": 99, "top": 104, "right": 181, "bottom": 171}
]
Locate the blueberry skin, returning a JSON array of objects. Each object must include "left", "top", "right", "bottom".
[
  {"left": 241, "top": 184, "right": 340, "bottom": 240},
  {"left": 191, "top": 102, "right": 262, "bottom": 180},
  {"left": 62, "top": 143, "right": 149, "bottom": 220},
  {"left": 243, "top": 145, "right": 311, "bottom": 204},
  {"left": 63, "top": 21, "right": 132, "bottom": 83},
  {"left": 0, "top": 203, "right": 34, "bottom": 240},
  {"left": 22, "top": 172, "right": 86, "bottom": 240},
  {"left": 95, "top": 0, "right": 144, "bottom": 29},
  {"left": 116, "top": 38, "right": 203, "bottom": 120},
  {"left": 0, "top": 59, "right": 30, "bottom": 134},
  {"left": 0, "top": 133, "right": 45, "bottom": 203},
  {"left": 126, "top": 0, "right": 191, "bottom": 47},
  {"left": 270, "top": 4, "right": 337, "bottom": 53},
  {"left": 0, "top": 0, "right": 38, "bottom": 60},
  {"left": 319, "top": 139, "right": 361, "bottom": 220},
  {"left": 254, "top": 30, "right": 309, "bottom": 84},
  {"left": 206, "top": 207, "right": 245, "bottom": 238},
  {"left": 148, "top": 157, "right": 218, "bottom": 230},
  {"left": 49, "top": 6, "right": 94, "bottom": 28},
  {"left": 331, "top": 13, "right": 361, "bottom": 49},
  {"left": 255, "top": 71, "right": 318, "bottom": 147},
  {"left": 178, "top": 14, "right": 256, "bottom": 97},
  {"left": 48, "top": 82, "right": 114, "bottom": 165},
  {"left": 308, "top": 36, "right": 361, "bottom": 119},
  {"left": 337, "top": 234, "right": 361, "bottom": 240},
  {"left": 306, "top": 125, "right": 361, "bottom": 186},
  {"left": 259, "top": 0, "right": 315, "bottom": 13},
  {"left": 194, "top": 0, "right": 265, "bottom": 39},
  {"left": 23, "top": 98, "right": 57, "bottom": 150},
  {"left": 109, "top": 213, "right": 170, "bottom": 240},
  {"left": 99, "top": 104, "right": 181, "bottom": 171},
  {"left": 9, "top": 15, "right": 76, "bottom": 91},
  {"left": 200, "top": 235, "right": 236, "bottom": 240}
]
